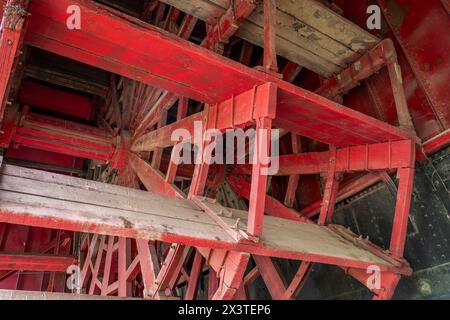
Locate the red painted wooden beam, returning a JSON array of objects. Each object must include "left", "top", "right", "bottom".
[
  {"left": 253, "top": 255, "right": 289, "bottom": 300},
  {"left": 276, "top": 140, "right": 415, "bottom": 176},
  {"left": 1, "top": 108, "right": 128, "bottom": 167},
  {"left": 201, "top": 0, "right": 257, "bottom": 51},
  {"left": 422, "top": 128, "right": 450, "bottom": 155},
  {"left": 13, "top": 111, "right": 115, "bottom": 162},
  {"left": 0, "top": 253, "right": 76, "bottom": 271},
  {"left": 24, "top": 0, "right": 417, "bottom": 147},
  {"left": 133, "top": 1, "right": 254, "bottom": 140},
  {"left": 233, "top": 140, "right": 415, "bottom": 176},
  {"left": 0, "top": 165, "right": 412, "bottom": 274},
  {"left": 378, "top": 0, "right": 450, "bottom": 130},
  {"left": 132, "top": 84, "right": 269, "bottom": 152},
  {"left": 0, "top": 0, "right": 29, "bottom": 122}
]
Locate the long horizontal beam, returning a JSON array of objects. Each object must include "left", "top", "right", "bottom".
[
  {"left": 233, "top": 140, "right": 415, "bottom": 176},
  {"left": 0, "top": 0, "right": 29, "bottom": 122},
  {"left": 24, "top": 0, "right": 417, "bottom": 147},
  {"left": 299, "top": 173, "right": 383, "bottom": 218},
  {"left": 1, "top": 108, "right": 127, "bottom": 168},
  {"left": 0, "top": 290, "right": 142, "bottom": 300},
  {"left": 0, "top": 253, "right": 76, "bottom": 271},
  {"left": 276, "top": 140, "right": 415, "bottom": 175},
  {"left": 422, "top": 128, "right": 450, "bottom": 155},
  {"left": 132, "top": 84, "right": 270, "bottom": 152},
  {"left": 0, "top": 164, "right": 410, "bottom": 274}
]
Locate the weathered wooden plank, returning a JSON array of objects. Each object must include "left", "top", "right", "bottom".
[
  {"left": 0, "top": 166, "right": 409, "bottom": 273},
  {"left": 276, "top": 0, "right": 379, "bottom": 53},
  {"left": 0, "top": 190, "right": 235, "bottom": 245},
  {"left": 1, "top": 165, "right": 194, "bottom": 207},
  {"left": 0, "top": 175, "right": 222, "bottom": 226},
  {"left": 0, "top": 290, "right": 147, "bottom": 300},
  {"left": 160, "top": 0, "right": 379, "bottom": 76},
  {"left": 239, "top": 6, "right": 357, "bottom": 66}
]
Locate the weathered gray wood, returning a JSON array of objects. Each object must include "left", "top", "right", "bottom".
[
  {"left": 159, "top": 0, "right": 379, "bottom": 77},
  {"left": 0, "top": 190, "right": 234, "bottom": 244},
  {"left": 1, "top": 165, "right": 196, "bottom": 208},
  {"left": 0, "top": 289, "right": 176, "bottom": 300},
  {"left": 0, "top": 174, "right": 210, "bottom": 225},
  {"left": 0, "top": 165, "right": 405, "bottom": 271}
]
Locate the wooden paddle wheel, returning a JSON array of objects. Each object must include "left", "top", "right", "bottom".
[{"left": 1, "top": 0, "right": 448, "bottom": 300}]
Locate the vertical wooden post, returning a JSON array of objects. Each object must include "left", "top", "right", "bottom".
[
  {"left": 247, "top": 83, "right": 277, "bottom": 237},
  {"left": 88, "top": 236, "right": 106, "bottom": 295},
  {"left": 100, "top": 236, "right": 115, "bottom": 295},
  {"left": 263, "top": 0, "right": 278, "bottom": 72},
  {"left": 117, "top": 237, "right": 131, "bottom": 297},
  {"left": 284, "top": 134, "right": 302, "bottom": 207},
  {"left": 389, "top": 167, "right": 415, "bottom": 257},
  {"left": 387, "top": 61, "right": 415, "bottom": 134},
  {"left": 136, "top": 240, "right": 160, "bottom": 299},
  {"left": 318, "top": 145, "right": 340, "bottom": 225},
  {"left": 208, "top": 268, "right": 219, "bottom": 300},
  {"left": 188, "top": 104, "right": 218, "bottom": 199},
  {"left": 247, "top": 117, "right": 272, "bottom": 236}
]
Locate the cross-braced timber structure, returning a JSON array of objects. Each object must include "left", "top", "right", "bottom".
[{"left": 0, "top": 0, "right": 448, "bottom": 300}]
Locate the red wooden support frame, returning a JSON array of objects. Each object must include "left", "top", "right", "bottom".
[
  {"left": 253, "top": 255, "right": 289, "bottom": 300},
  {"left": 188, "top": 104, "right": 218, "bottom": 199},
  {"left": 88, "top": 235, "right": 106, "bottom": 295},
  {"left": 232, "top": 139, "right": 416, "bottom": 176},
  {"left": 136, "top": 240, "right": 161, "bottom": 299},
  {"left": 148, "top": 244, "right": 187, "bottom": 298},
  {"left": 0, "top": 0, "right": 423, "bottom": 301},
  {"left": 0, "top": 0, "right": 29, "bottom": 122},
  {"left": 247, "top": 116, "right": 272, "bottom": 236},
  {"left": 262, "top": 0, "right": 278, "bottom": 73},
  {"left": 208, "top": 267, "right": 219, "bottom": 299},
  {"left": 247, "top": 83, "right": 277, "bottom": 236},
  {"left": 0, "top": 253, "right": 75, "bottom": 271},
  {"left": 316, "top": 38, "right": 415, "bottom": 133},
  {"left": 117, "top": 237, "right": 132, "bottom": 297},
  {"left": 100, "top": 236, "right": 115, "bottom": 295},
  {"left": 201, "top": 0, "right": 257, "bottom": 52},
  {"left": 25, "top": 0, "right": 417, "bottom": 148},
  {"left": 0, "top": 107, "right": 130, "bottom": 168},
  {"left": 228, "top": 138, "right": 416, "bottom": 299},
  {"left": 318, "top": 145, "right": 341, "bottom": 225},
  {"left": 184, "top": 250, "right": 204, "bottom": 300},
  {"left": 284, "top": 134, "right": 302, "bottom": 208},
  {"left": 253, "top": 255, "right": 312, "bottom": 300},
  {"left": 390, "top": 167, "right": 415, "bottom": 257}
]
